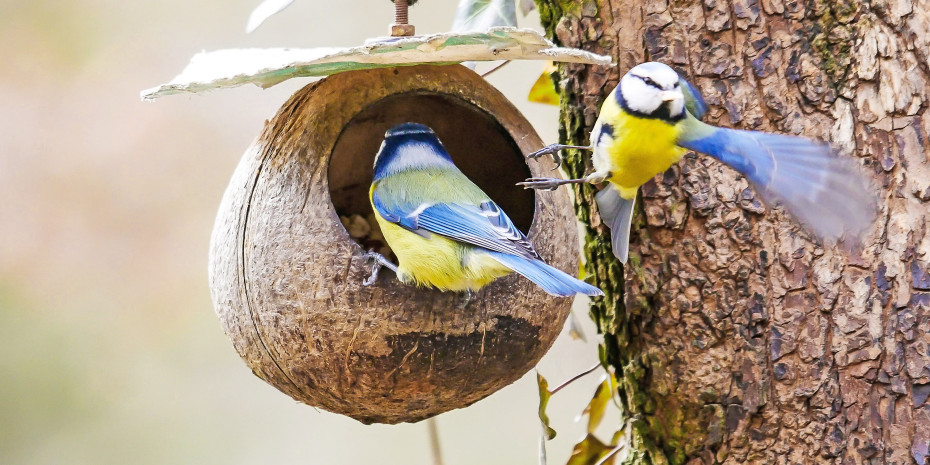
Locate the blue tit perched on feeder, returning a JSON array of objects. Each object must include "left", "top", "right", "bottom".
[
  {"left": 520, "top": 62, "right": 875, "bottom": 263},
  {"left": 365, "top": 123, "right": 603, "bottom": 297}
]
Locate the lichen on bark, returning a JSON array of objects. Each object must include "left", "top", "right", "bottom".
[{"left": 535, "top": 0, "right": 930, "bottom": 464}]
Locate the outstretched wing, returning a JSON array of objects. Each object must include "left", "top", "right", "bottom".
[
  {"left": 372, "top": 190, "right": 540, "bottom": 260},
  {"left": 678, "top": 115, "right": 876, "bottom": 242}
]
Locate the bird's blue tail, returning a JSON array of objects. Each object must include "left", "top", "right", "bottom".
[
  {"left": 486, "top": 252, "right": 603, "bottom": 297},
  {"left": 680, "top": 121, "right": 876, "bottom": 243}
]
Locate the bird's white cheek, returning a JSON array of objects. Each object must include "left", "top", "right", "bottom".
[
  {"left": 669, "top": 99, "right": 685, "bottom": 117},
  {"left": 620, "top": 79, "right": 657, "bottom": 114}
]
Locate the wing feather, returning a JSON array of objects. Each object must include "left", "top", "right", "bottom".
[
  {"left": 678, "top": 116, "right": 876, "bottom": 243},
  {"left": 372, "top": 190, "right": 540, "bottom": 260}
]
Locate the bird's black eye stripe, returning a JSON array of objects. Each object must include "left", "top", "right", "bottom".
[{"left": 638, "top": 75, "right": 660, "bottom": 88}]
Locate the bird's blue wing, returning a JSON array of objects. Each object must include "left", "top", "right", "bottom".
[
  {"left": 372, "top": 190, "right": 539, "bottom": 260},
  {"left": 679, "top": 77, "right": 708, "bottom": 119},
  {"left": 416, "top": 202, "right": 604, "bottom": 297},
  {"left": 678, "top": 116, "right": 875, "bottom": 242},
  {"left": 373, "top": 188, "right": 602, "bottom": 296},
  {"left": 416, "top": 201, "right": 541, "bottom": 260},
  {"left": 485, "top": 252, "right": 603, "bottom": 297},
  {"left": 371, "top": 189, "right": 402, "bottom": 223}
]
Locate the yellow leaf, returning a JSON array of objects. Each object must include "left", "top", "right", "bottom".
[
  {"left": 568, "top": 310, "right": 587, "bottom": 342},
  {"left": 583, "top": 376, "right": 613, "bottom": 433},
  {"left": 528, "top": 62, "right": 559, "bottom": 106},
  {"left": 537, "top": 371, "right": 557, "bottom": 440},
  {"left": 566, "top": 434, "right": 612, "bottom": 465}
]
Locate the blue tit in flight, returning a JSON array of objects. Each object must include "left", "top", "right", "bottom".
[
  {"left": 364, "top": 123, "right": 603, "bottom": 298},
  {"left": 519, "top": 62, "right": 875, "bottom": 263}
]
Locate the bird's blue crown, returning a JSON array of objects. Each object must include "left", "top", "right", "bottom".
[{"left": 373, "top": 123, "right": 455, "bottom": 180}]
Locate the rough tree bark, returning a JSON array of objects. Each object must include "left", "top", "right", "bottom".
[{"left": 534, "top": 0, "right": 930, "bottom": 463}]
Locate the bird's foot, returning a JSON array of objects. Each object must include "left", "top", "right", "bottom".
[
  {"left": 363, "top": 250, "right": 398, "bottom": 286},
  {"left": 526, "top": 144, "right": 592, "bottom": 170},
  {"left": 517, "top": 177, "right": 586, "bottom": 191},
  {"left": 458, "top": 290, "right": 475, "bottom": 309}
]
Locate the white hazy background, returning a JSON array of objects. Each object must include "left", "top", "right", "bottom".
[{"left": 0, "top": 1, "right": 615, "bottom": 464}]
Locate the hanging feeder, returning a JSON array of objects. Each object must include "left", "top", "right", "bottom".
[{"left": 143, "top": 11, "right": 611, "bottom": 423}]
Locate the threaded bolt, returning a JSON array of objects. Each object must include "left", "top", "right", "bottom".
[
  {"left": 391, "top": 0, "right": 415, "bottom": 36},
  {"left": 395, "top": 0, "right": 408, "bottom": 24}
]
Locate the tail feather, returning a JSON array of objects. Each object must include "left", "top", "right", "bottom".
[
  {"left": 595, "top": 185, "right": 636, "bottom": 263},
  {"left": 487, "top": 252, "right": 603, "bottom": 297},
  {"left": 680, "top": 124, "right": 876, "bottom": 243}
]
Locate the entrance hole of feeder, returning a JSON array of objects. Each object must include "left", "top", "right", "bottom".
[{"left": 328, "top": 92, "right": 535, "bottom": 257}]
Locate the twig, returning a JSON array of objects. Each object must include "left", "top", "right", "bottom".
[
  {"left": 594, "top": 444, "right": 625, "bottom": 465},
  {"left": 427, "top": 417, "right": 445, "bottom": 465},
  {"left": 550, "top": 363, "right": 601, "bottom": 395},
  {"left": 481, "top": 60, "right": 512, "bottom": 78}
]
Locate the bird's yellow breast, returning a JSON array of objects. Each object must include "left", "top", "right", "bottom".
[{"left": 596, "top": 98, "right": 687, "bottom": 198}]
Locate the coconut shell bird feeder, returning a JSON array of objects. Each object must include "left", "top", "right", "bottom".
[{"left": 142, "top": 3, "right": 611, "bottom": 424}]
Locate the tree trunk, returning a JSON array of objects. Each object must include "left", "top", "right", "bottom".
[{"left": 534, "top": 0, "right": 930, "bottom": 463}]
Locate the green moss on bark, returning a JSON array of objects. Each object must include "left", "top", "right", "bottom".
[
  {"left": 535, "top": 2, "right": 671, "bottom": 464},
  {"left": 810, "top": 0, "right": 859, "bottom": 89},
  {"left": 534, "top": 1, "right": 733, "bottom": 464}
]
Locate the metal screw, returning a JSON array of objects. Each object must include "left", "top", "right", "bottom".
[
  {"left": 395, "top": 0, "right": 408, "bottom": 24},
  {"left": 391, "top": 0, "right": 415, "bottom": 36}
]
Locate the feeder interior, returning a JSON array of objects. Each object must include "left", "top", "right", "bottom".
[{"left": 328, "top": 92, "right": 536, "bottom": 253}]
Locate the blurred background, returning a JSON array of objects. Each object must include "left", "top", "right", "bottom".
[{"left": 0, "top": 1, "right": 614, "bottom": 463}]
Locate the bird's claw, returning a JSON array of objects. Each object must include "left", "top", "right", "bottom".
[
  {"left": 525, "top": 144, "right": 560, "bottom": 159},
  {"left": 525, "top": 144, "right": 563, "bottom": 170},
  {"left": 526, "top": 144, "right": 593, "bottom": 171},
  {"left": 517, "top": 177, "right": 568, "bottom": 191},
  {"left": 458, "top": 290, "right": 474, "bottom": 309},
  {"left": 363, "top": 256, "right": 381, "bottom": 286},
  {"left": 363, "top": 250, "right": 396, "bottom": 286}
]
